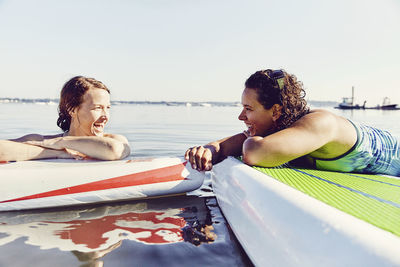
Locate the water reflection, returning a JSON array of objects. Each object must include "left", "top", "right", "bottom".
[{"left": 0, "top": 196, "right": 216, "bottom": 266}]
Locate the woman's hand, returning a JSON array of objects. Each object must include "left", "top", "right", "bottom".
[
  {"left": 62, "top": 148, "right": 90, "bottom": 160},
  {"left": 25, "top": 138, "right": 90, "bottom": 160},
  {"left": 184, "top": 134, "right": 246, "bottom": 171},
  {"left": 185, "top": 146, "right": 213, "bottom": 171},
  {"left": 24, "top": 135, "right": 128, "bottom": 160}
]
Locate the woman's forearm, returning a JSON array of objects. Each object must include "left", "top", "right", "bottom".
[
  {"left": 56, "top": 136, "right": 130, "bottom": 160},
  {"left": 207, "top": 133, "right": 246, "bottom": 164},
  {"left": 0, "top": 140, "right": 68, "bottom": 161},
  {"left": 185, "top": 133, "right": 246, "bottom": 171}
]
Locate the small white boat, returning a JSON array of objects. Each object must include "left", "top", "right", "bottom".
[
  {"left": 0, "top": 157, "right": 205, "bottom": 211},
  {"left": 212, "top": 157, "right": 400, "bottom": 266},
  {"left": 200, "top": 103, "right": 212, "bottom": 107},
  {"left": 335, "top": 86, "right": 366, "bottom": 110}
]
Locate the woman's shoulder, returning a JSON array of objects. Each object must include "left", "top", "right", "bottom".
[
  {"left": 294, "top": 109, "right": 338, "bottom": 128},
  {"left": 10, "top": 133, "right": 63, "bottom": 142},
  {"left": 297, "top": 109, "right": 356, "bottom": 142},
  {"left": 43, "top": 133, "right": 63, "bottom": 139},
  {"left": 10, "top": 134, "right": 44, "bottom": 142}
]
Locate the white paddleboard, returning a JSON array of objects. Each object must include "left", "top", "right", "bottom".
[
  {"left": 212, "top": 157, "right": 400, "bottom": 267},
  {"left": 0, "top": 157, "right": 205, "bottom": 211}
]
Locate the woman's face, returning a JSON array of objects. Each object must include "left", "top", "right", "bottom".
[
  {"left": 238, "top": 88, "right": 275, "bottom": 137},
  {"left": 69, "top": 88, "right": 111, "bottom": 136}
]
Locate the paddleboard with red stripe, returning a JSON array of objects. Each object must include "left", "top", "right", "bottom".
[{"left": 0, "top": 157, "right": 205, "bottom": 211}]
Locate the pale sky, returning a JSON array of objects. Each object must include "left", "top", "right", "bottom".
[{"left": 0, "top": 0, "right": 399, "bottom": 105}]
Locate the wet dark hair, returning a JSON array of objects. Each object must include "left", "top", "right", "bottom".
[
  {"left": 57, "top": 76, "right": 110, "bottom": 132},
  {"left": 245, "top": 69, "right": 309, "bottom": 131}
]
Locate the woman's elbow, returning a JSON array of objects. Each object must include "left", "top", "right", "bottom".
[
  {"left": 97, "top": 140, "right": 130, "bottom": 160},
  {"left": 242, "top": 137, "right": 263, "bottom": 166},
  {"left": 120, "top": 143, "right": 131, "bottom": 159},
  {"left": 109, "top": 142, "right": 131, "bottom": 160},
  {"left": 242, "top": 137, "right": 281, "bottom": 167}
]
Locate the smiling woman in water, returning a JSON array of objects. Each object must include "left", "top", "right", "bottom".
[
  {"left": 0, "top": 76, "right": 130, "bottom": 161},
  {"left": 185, "top": 69, "right": 400, "bottom": 176}
]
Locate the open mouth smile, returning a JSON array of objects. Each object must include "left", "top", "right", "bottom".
[{"left": 92, "top": 122, "right": 106, "bottom": 135}]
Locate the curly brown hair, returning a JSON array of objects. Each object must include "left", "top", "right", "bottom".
[
  {"left": 245, "top": 69, "right": 309, "bottom": 131},
  {"left": 57, "top": 76, "right": 110, "bottom": 132}
]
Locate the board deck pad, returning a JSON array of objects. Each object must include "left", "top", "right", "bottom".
[{"left": 253, "top": 166, "right": 400, "bottom": 237}]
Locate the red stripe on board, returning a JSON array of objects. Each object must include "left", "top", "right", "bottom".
[{"left": 1, "top": 162, "right": 187, "bottom": 203}]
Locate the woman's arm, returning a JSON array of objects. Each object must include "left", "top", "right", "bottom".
[
  {"left": 0, "top": 140, "right": 76, "bottom": 161},
  {"left": 242, "top": 111, "right": 339, "bottom": 167},
  {"left": 185, "top": 133, "right": 247, "bottom": 171},
  {"left": 25, "top": 134, "right": 131, "bottom": 161}
]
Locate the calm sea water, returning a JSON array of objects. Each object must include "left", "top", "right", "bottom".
[{"left": 0, "top": 103, "right": 399, "bottom": 267}]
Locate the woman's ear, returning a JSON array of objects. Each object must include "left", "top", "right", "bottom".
[
  {"left": 271, "top": 104, "right": 282, "bottom": 122},
  {"left": 68, "top": 108, "right": 77, "bottom": 117}
]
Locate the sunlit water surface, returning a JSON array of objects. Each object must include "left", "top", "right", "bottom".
[{"left": 0, "top": 103, "right": 399, "bottom": 267}]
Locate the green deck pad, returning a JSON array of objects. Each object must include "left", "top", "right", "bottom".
[
  {"left": 347, "top": 172, "right": 400, "bottom": 187},
  {"left": 302, "top": 170, "right": 400, "bottom": 205},
  {"left": 253, "top": 166, "right": 400, "bottom": 237}
]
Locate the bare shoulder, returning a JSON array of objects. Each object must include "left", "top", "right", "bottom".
[
  {"left": 104, "top": 133, "right": 129, "bottom": 143},
  {"left": 293, "top": 109, "right": 356, "bottom": 149},
  {"left": 10, "top": 134, "right": 45, "bottom": 142},
  {"left": 291, "top": 109, "right": 339, "bottom": 131},
  {"left": 43, "top": 134, "right": 63, "bottom": 139},
  {"left": 10, "top": 133, "right": 63, "bottom": 142}
]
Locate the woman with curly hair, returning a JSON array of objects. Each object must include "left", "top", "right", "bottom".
[
  {"left": 0, "top": 76, "right": 130, "bottom": 161},
  {"left": 185, "top": 69, "right": 400, "bottom": 176}
]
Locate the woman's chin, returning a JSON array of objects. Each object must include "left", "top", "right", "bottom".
[
  {"left": 248, "top": 131, "right": 257, "bottom": 137},
  {"left": 91, "top": 129, "right": 104, "bottom": 137}
]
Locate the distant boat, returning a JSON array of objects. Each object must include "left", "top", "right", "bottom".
[
  {"left": 366, "top": 97, "right": 399, "bottom": 110},
  {"left": 335, "top": 86, "right": 366, "bottom": 110},
  {"left": 200, "top": 103, "right": 212, "bottom": 107},
  {"left": 335, "top": 87, "right": 399, "bottom": 110},
  {"left": 166, "top": 102, "right": 179, "bottom": 106}
]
